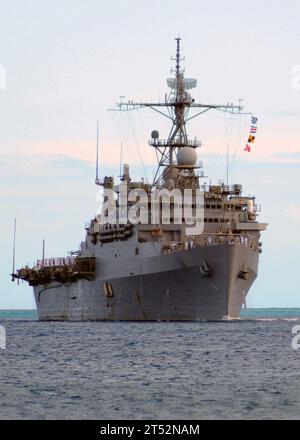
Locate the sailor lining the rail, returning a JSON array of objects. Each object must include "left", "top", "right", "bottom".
[{"left": 188, "top": 240, "right": 194, "bottom": 249}]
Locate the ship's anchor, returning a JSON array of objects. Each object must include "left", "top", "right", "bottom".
[{"left": 238, "top": 265, "right": 250, "bottom": 280}]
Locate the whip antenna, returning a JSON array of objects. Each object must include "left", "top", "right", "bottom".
[
  {"left": 95, "top": 120, "right": 100, "bottom": 185},
  {"left": 226, "top": 143, "right": 229, "bottom": 187},
  {"left": 11, "top": 218, "right": 17, "bottom": 281},
  {"left": 119, "top": 141, "right": 123, "bottom": 182},
  {"left": 42, "top": 239, "right": 45, "bottom": 268}
]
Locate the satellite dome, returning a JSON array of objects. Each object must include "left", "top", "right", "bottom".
[
  {"left": 151, "top": 130, "right": 159, "bottom": 139},
  {"left": 177, "top": 147, "right": 197, "bottom": 166}
]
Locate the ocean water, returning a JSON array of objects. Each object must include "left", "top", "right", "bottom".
[{"left": 0, "top": 309, "right": 299, "bottom": 420}]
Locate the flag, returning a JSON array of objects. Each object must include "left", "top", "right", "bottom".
[
  {"left": 244, "top": 145, "right": 251, "bottom": 153},
  {"left": 251, "top": 116, "right": 258, "bottom": 125},
  {"left": 248, "top": 135, "right": 255, "bottom": 143},
  {"left": 250, "top": 126, "right": 257, "bottom": 134}
]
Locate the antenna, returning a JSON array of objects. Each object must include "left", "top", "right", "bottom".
[
  {"left": 119, "top": 141, "right": 123, "bottom": 182},
  {"left": 95, "top": 120, "right": 100, "bottom": 185},
  {"left": 172, "top": 36, "right": 183, "bottom": 79},
  {"left": 112, "top": 37, "right": 247, "bottom": 188},
  {"left": 42, "top": 239, "right": 45, "bottom": 268},
  {"left": 226, "top": 143, "right": 229, "bottom": 187},
  {"left": 11, "top": 218, "right": 16, "bottom": 281}
]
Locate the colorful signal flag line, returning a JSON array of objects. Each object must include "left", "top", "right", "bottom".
[{"left": 244, "top": 116, "right": 258, "bottom": 153}]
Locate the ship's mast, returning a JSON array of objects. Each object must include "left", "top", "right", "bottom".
[
  {"left": 170, "top": 37, "right": 186, "bottom": 162},
  {"left": 109, "top": 38, "right": 245, "bottom": 187}
]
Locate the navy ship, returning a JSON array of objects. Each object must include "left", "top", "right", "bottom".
[{"left": 13, "top": 38, "right": 267, "bottom": 321}]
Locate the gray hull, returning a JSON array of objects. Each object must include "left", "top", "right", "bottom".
[{"left": 33, "top": 243, "right": 258, "bottom": 321}]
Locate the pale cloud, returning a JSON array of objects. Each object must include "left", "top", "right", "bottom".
[
  {"left": 2, "top": 107, "right": 299, "bottom": 167},
  {"left": 288, "top": 205, "right": 300, "bottom": 222},
  {"left": 0, "top": 64, "right": 5, "bottom": 90},
  {"left": 5, "top": 138, "right": 157, "bottom": 167},
  {"left": 273, "top": 151, "right": 300, "bottom": 162},
  {"left": 5, "top": 137, "right": 300, "bottom": 170}
]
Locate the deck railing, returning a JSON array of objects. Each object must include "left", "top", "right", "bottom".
[{"left": 162, "top": 233, "right": 257, "bottom": 254}]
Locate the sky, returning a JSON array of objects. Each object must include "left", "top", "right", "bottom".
[{"left": 0, "top": 0, "right": 299, "bottom": 308}]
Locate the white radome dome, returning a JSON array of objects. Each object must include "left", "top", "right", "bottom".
[{"left": 177, "top": 147, "right": 197, "bottom": 166}]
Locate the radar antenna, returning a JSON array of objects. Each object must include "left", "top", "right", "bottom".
[{"left": 109, "top": 37, "right": 250, "bottom": 187}]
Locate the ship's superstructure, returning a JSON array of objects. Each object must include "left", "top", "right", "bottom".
[{"left": 13, "top": 39, "right": 267, "bottom": 321}]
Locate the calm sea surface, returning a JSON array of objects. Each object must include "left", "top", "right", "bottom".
[{"left": 0, "top": 309, "right": 299, "bottom": 420}]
